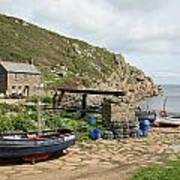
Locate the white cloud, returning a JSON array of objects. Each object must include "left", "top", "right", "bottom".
[
  {"left": 0, "top": 0, "right": 180, "bottom": 84},
  {"left": 0, "top": 0, "right": 180, "bottom": 54}
]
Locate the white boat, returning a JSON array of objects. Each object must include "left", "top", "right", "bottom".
[
  {"left": 155, "top": 114, "right": 180, "bottom": 127},
  {"left": 154, "top": 97, "right": 180, "bottom": 127}
]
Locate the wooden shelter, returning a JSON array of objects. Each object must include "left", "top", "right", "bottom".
[{"left": 52, "top": 88, "right": 126, "bottom": 124}]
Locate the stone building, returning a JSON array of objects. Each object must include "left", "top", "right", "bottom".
[{"left": 0, "top": 61, "right": 42, "bottom": 97}]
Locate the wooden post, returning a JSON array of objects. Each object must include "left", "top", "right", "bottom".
[
  {"left": 102, "top": 98, "right": 112, "bottom": 127},
  {"left": 81, "top": 93, "right": 87, "bottom": 117},
  {"left": 58, "top": 91, "right": 65, "bottom": 107},
  {"left": 53, "top": 91, "right": 64, "bottom": 109}
]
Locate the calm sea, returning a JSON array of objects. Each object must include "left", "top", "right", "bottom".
[{"left": 140, "top": 85, "right": 180, "bottom": 113}]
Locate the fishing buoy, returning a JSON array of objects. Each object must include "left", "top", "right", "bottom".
[
  {"left": 87, "top": 116, "right": 97, "bottom": 125},
  {"left": 89, "top": 129, "right": 101, "bottom": 140},
  {"left": 139, "top": 119, "right": 150, "bottom": 137}
]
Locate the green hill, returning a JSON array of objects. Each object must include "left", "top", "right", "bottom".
[{"left": 0, "top": 14, "right": 158, "bottom": 102}]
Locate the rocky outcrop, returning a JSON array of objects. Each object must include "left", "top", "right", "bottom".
[{"left": 72, "top": 54, "right": 159, "bottom": 105}]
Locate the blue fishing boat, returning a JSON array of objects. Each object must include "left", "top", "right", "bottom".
[{"left": 0, "top": 129, "right": 75, "bottom": 162}]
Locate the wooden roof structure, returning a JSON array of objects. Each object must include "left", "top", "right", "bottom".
[
  {"left": 57, "top": 88, "right": 126, "bottom": 96},
  {"left": 53, "top": 88, "right": 126, "bottom": 117}
]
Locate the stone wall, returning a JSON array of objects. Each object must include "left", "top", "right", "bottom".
[{"left": 7, "top": 73, "right": 42, "bottom": 96}]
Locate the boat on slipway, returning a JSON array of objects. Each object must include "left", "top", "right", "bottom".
[
  {"left": 155, "top": 114, "right": 180, "bottom": 127},
  {"left": 0, "top": 129, "right": 75, "bottom": 162},
  {"left": 154, "top": 97, "right": 180, "bottom": 127}
]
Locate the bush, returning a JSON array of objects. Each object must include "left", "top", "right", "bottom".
[
  {"left": 0, "top": 115, "right": 14, "bottom": 132},
  {"left": 42, "top": 96, "right": 52, "bottom": 104},
  {"left": 0, "top": 103, "right": 104, "bottom": 142},
  {"left": 28, "top": 96, "right": 52, "bottom": 104},
  {"left": 12, "top": 114, "right": 36, "bottom": 132},
  {"left": 131, "top": 160, "right": 180, "bottom": 180}
]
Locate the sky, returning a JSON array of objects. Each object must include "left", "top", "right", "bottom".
[{"left": 0, "top": 0, "right": 180, "bottom": 85}]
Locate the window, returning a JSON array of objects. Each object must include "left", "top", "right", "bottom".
[{"left": 12, "top": 86, "right": 16, "bottom": 94}]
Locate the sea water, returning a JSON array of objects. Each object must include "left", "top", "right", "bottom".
[{"left": 140, "top": 85, "right": 180, "bottom": 113}]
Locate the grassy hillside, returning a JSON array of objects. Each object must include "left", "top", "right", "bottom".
[
  {"left": 0, "top": 14, "right": 158, "bottom": 100},
  {"left": 0, "top": 14, "right": 117, "bottom": 85}
]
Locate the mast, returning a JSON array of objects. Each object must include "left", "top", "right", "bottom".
[
  {"left": 37, "top": 97, "right": 41, "bottom": 134},
  {"left": 163, "top": 97, "right": 168, "bottom": 112},
  {"left": 36, "top": 83, "right": 44, "bottom": 134}
]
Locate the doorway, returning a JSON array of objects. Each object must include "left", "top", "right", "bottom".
[{"left": 24, "top": 86, "right": 30, "bottom": 97}]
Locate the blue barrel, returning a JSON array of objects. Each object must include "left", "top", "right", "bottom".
[
  {"left": 89, "top": 129, "right": 101, "bottom": 140},
  {"left": 139, "top": 119, "right": 150, "bottom": 137},
  {"left": 87, "top": 117, "right": 97, "bottom": 125}
]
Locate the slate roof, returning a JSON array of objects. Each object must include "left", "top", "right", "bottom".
[{"left": 0, "top": 61, "right": 41, "bottom": 74}]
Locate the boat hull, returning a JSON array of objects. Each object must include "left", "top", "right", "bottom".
[
  {"left": 0, "top": 139, "right": 75, "bottom": 158},
  {"left": 0, "top": 130, "right": 75, "bottom": 160},
  {"left": 155, "top": 116, "right": 180, "bottom": 127}
]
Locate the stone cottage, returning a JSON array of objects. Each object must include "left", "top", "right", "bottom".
[{"left": 0, "top": 61, "right": 42, "bottom": 97}]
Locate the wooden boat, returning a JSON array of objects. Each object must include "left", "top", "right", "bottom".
[
  {"left": 0, "top": 129, "right": 75, "bottom": 162},
  {"left": 154, "top": 96, "right": 180, "bottom": 127},
  {"left": 155, "top": 114, "right": 180, "bottom": 127}
]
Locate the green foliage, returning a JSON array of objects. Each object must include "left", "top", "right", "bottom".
[
  {"left": 43, "top": 112, "right": 102, "bottom": 142},
  {"left": 43, "top": 112, "right": 64, "bottom": 130},
  {"left": 0, "top": 104, "right": 36, "bottom": 132},
  {"left": 131, "top": 160, "right": 180, "bottom": 180},
  {"left": 0, "top": 115, "right": 14, "bottom": 132},
  {"left": 28, "top": 96, "right": 52, "bottom": 104},
  {"left": 0, "top": 112, "right": 36, "bottom": 133},
  {"left": 42, "top": 96, "right": 52, "bottom": 104},
  {"left": 0, "top": 103, "right": 105, "bottom": 142},
  {"left": 0, "top": 103, "right": 24, "bottom": 114},
  {"left": 12, "top": 114, "right": 36, "bottom": 132}
]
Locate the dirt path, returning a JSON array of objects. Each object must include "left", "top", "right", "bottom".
[{"left": 0, "top": 128, "right": 180, "bottom": 180}]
